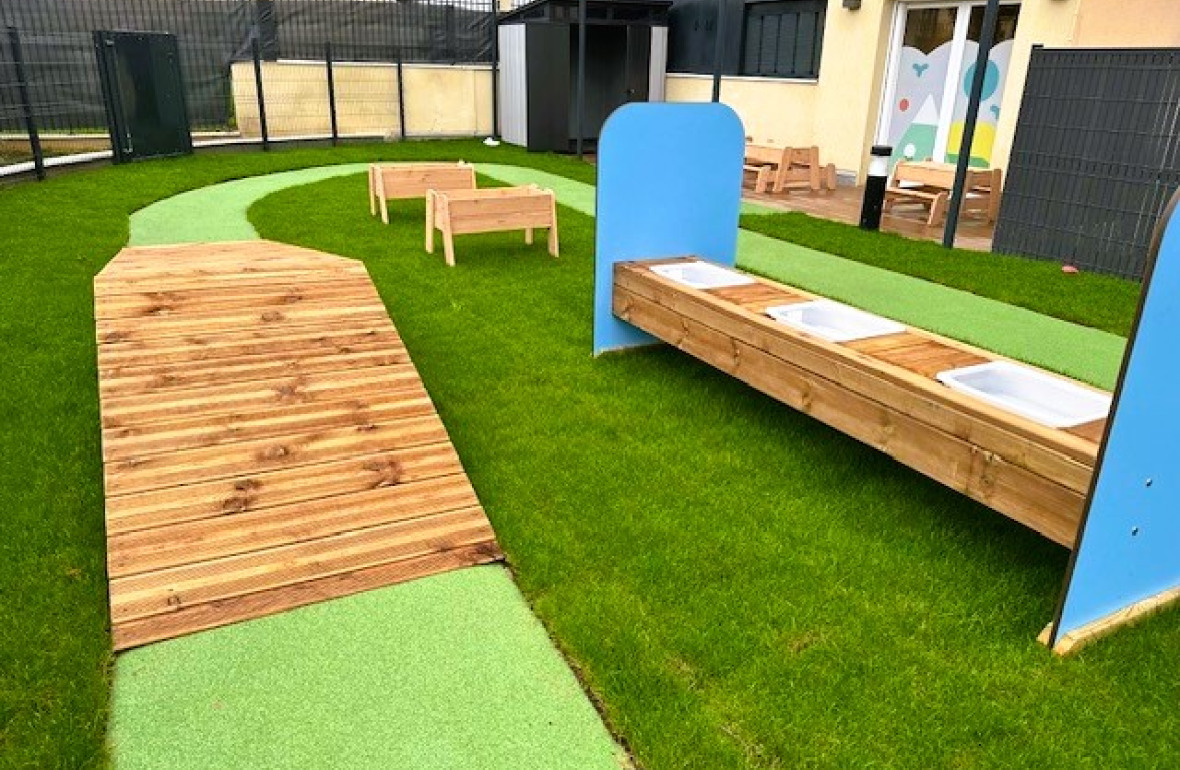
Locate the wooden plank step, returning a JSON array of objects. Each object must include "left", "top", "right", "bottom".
[
  {"left": 97, "top": 302, "right": 390, "bottom": 344},
  {"left": 103, "top": 413, "right": 450, "bottom": 497},
  {"left": 96, "top": 324, "right": 401, "bottom": 369},
  {"left": 96, "top": 255, "right": 368, "bottom": 284},
  {"left": 99, "top": 348, "right": 409, "bottom": 397},
  {"left": 95, "top": 266, "right": 370, "bottom": 295},
  {"left": 95, "top": 278, "right": 379, "bottom": 320},
  {"left": 99, "top": 365, "right": 421, "bottom": 428},
  {"left": 111, "top": 542, "right": 500, "bottom": 650},
  {"left": 109, "top": 508, "right": 497, "bottom": 623},
  {"left": 101, "top": 392, "right": 435, "bottom": 462},
  {"left": 106, "top": 443, "right": 464, "bottom": 534},
  {"left": 108, "top": 473, "right": 481, "bottom": 578}
]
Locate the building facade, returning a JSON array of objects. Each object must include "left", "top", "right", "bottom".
[{"left": 663, "top": 0, "right": 1180, "bottom": 181}]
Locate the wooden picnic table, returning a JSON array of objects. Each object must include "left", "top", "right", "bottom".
[
  {"left": 745, "top": 144, "right": 838, "bottom": 194},
  {"left": 885, "top": 160, "right": 1002, "bottom": 226}
]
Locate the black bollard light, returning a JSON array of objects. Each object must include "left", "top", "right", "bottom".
[{"left": 859, "top": 145, "right": 892, "bottom": 231}]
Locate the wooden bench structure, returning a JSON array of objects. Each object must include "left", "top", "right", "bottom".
[
  {"left": 94, "top": 240, "right": 502, "bottom": 649},
  {"left": 885, "top": 160, "right": 1002, "bottom": 226},
  {"left": 613, "top": 257, "right": 1105, "bottom": 548},
  {"left": 597, "top": 102, "right": 1180, "bottom": 654},
  {"left": 745, "top": 144, "right": 838, "bottom": 194},
  {"left": 368, "top": 161, "right": 476, "bottom": 224},
  {"left": 426, "top": 184, "right": 559, "bottom": 267}
]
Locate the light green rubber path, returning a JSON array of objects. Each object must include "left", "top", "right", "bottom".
[
  {"left": 130, "top": 161, "right": 1124, "bottom": 386},
  {"left": 111, "top": 566, "right": 627, "bottom": 770},
  {"left": 120, "top": 164, "right": 629, "bottom": 770}
]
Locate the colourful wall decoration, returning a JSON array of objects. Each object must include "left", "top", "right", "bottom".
[
  {"left": 885, "top": 2, "right": 1019, "bottom": 169},
  {"left": 945, "top": 39, "right": 1015, "bottom": 167}
]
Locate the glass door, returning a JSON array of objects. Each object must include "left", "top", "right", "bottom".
[{"left": 877, "top": 1, "right": 1020, "bottom": 168}]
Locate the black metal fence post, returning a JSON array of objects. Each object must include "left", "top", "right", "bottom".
[
  {"left": 325, "top": 41, "right": 339, "bottom": 145},
  {"left": 252, "top": 36, "right": 270, "bottom": 150},
  {"left": 490, "top": 0, "right": 500, "bottom": 139},
  {"left": 396, "top": 50, "right": 407, "bottom": 140},
  {"left": 8, "top": 26, "right": 45, "bottom": 180},
  {"left": 942, "top": 0, "right": 1000, "bottom": 248},
  {"left": 575, "top": 0, "right": 586, "bottom": 158},
  {"left": 711, "top": 0, "right": 729, "bottom": 102}
]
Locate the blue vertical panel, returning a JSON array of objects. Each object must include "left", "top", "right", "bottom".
[
  {"left": 1053, "top": 191, "right": 1180, "bottom": 644},
  {"left": 593, "top": 102, "right": 745, "bottom": 355}
]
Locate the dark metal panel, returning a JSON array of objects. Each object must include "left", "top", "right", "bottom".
[
  {"left": 995, "top": 47, "right": 1180, "bottom": 280},
  {"left": 525, "top": 23, "right": 570, "bottom": 152},
  {"left": 667, "top": 0, "right": 741, "bottom": 75},
  {"left": 94, "top": 30, "right": 193, "bottom": 163},
  {"left": 625, "top": 23, "right": 650, "bottom": 102}
]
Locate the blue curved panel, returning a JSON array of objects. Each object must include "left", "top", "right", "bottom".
[
  {"left": 593, "top": 102, "right": 745, "bottom": 355},
  {"left": 1054, "top": 190, "right": 1180, "bottom": 643}
]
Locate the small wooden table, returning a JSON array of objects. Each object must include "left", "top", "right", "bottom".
[
  {"left": 885, "top": 160, "right": 1002, "bottom": 226},
  {"left": 426, "top": 185, "right": 559, "bottom": 267}
]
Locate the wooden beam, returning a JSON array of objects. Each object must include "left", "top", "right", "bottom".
[{"left": 1039, "top": 585, "right": 1180, "bottom": 655}]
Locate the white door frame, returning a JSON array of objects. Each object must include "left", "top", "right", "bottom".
[{"left": 933, "top": 8, "right": 972, "bottom": 160}]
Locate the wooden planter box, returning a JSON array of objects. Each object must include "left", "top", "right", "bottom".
[
  {"left": 426, "top": 185, "right": 559, "bottom": 267},
  {"left": 368, "top": 161, "right": 476, "bottom": 223}
]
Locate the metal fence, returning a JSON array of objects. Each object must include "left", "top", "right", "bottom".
[
  {"left": 994, "top": 46, "right": 1180, "bottom": 280},
  {"left": 0, "top": 0, "right": 495, "bottom": 172}
]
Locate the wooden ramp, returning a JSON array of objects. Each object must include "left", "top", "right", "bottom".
[{"left": 94, "top": 240, "right": 502, "bottom": 650}]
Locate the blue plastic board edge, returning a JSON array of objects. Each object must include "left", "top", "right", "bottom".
[
  {"left": 593, "top": 102, "right": 745, "bottom": 356},
  {"left": 1052, "top": 189, "right": 1180, "bottom": 645}
]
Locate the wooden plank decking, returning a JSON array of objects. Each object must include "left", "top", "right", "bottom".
[{"left": 94, "top": 240, "right": 501, "bottom": 650}]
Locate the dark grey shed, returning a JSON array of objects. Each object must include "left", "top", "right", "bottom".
[{"left": 497, "top": 0, "right": 671, "bottom": 153}]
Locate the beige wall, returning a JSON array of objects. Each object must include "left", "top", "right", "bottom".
[
  {"left": 664, "top": 0, "right": 898, "bottom": 181},
  {"left": 811, "top": 0, "right": 895, "bottom": 180},
  {"left": 230, "top": 61, "right": 493, "bottom": 139},
  {"left": 1073, "top": 0, "right": 1180, "bottom": 46},
  {"left": 665, "top": 0, "right": 1180, "bottom": 183},
  {"left": 664, "top": 74, "right": 818, "bottom": 147},
  {"left": 987, "top": 0, "right": 1082, "bottom": 181}
]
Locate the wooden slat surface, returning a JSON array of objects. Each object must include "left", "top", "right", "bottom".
[
  {"left": 615, "top": 258, "right": 1109, "bottom": 548},
  {"left": 94, "top": 240, "right": 501, "bottom": 650}
]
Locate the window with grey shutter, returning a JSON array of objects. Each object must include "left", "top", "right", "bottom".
[{"left": 741, "top": 0, "right": 825, "bottom": 79}]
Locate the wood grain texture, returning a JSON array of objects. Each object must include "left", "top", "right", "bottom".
[
  {"left": 95, "top": 240, "right": 501, "bottom": 650},
  {"left": 615, "top": 258, "right": 1108, "bottom": 548},
  {"left": 1039, "top": 584, "right": 1180, "bottom": 656},
  {"left": 427, "top": 185, "right": 559, "bottom": 266}
]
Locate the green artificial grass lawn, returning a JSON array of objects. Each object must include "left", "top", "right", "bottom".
[
  {"left": 111, "top": 566, "right": 625, "bottom": 770},
  {"left": 245, "top": 173, "right": 1179, "bottom": 768},
  {"left": 0, "top": 142, "right": 1173, "bottom": 769},
  {"left": 740, "top": 211, "right": 1142, "bottom": 337},
  {"left": 0, "top": 141, "right": 593, "bottom": 770}
]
